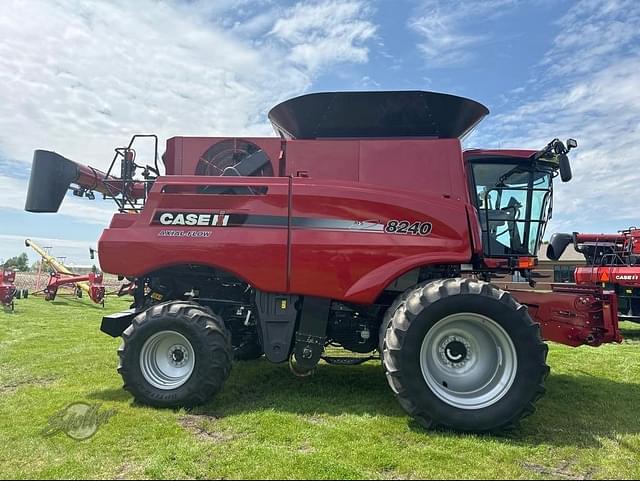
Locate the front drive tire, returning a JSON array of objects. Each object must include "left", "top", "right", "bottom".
[
  {"left": 118, "top": 301, "right": 232, "bottom": 408},
  {"left": 382, "top": 278, "right": 549, "bottom": 433}
]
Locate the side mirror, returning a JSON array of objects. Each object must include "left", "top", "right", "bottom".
[
  {"left": 566, "top": 138, "right": 577, "bottom": 150},
  {"left": 558, "top": 153, "right": 572, "bottom": 182}
]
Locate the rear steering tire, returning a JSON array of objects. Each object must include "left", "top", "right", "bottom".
[
  {"left": 118, "top": 301, "right": 233, "bottom": 408},
  {"left": 382, "top": 278, "right": 548, "bottom": 433}
]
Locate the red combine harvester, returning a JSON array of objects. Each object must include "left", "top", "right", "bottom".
[
  {"left": 24, "top": 91, "right": 622, "bottom": 433},
  {"left": 548, "top": 227, "right": 640, "bottom": 322},
  {"left": 25, "top": 239, "right": 106, "bottom": 305}
]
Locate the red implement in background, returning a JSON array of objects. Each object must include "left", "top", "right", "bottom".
[
  {"left": 548, "top": 227, "right": 640, "bottom": 322},
  {"left": 43, "top": 271, "right": 105, "bottom": 305},
  {"left": 0, "top": 269, "right": 17, "bottom": 311},
  {"left": 25, "top": 239, "right": 106, "bottom": 306}
]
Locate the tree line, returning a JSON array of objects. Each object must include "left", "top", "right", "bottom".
[{"left": 2, "top": 252, "right": 30, "bottom": 272}]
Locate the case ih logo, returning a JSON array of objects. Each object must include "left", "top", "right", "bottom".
[
  {"left": 156, "top": 212, "right": 229, "bottom": 227},
  {"left": 615, "top": 275, "right": 639, "bottom": 281}
]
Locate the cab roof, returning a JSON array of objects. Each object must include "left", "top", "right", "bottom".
[{"left": 464, "top": 149, "right": 538, "bottom": 159}]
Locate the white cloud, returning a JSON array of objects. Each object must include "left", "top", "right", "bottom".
[
  {"left": 0, "top": 175, "right": 26, "bottom": 210},
  {"left": 542, "top": 0, "right": 640, "bottom": 76},
  {"left": 0, "top": 0, "right": 377, "bottom": 172},
  {"left": 409, "top": 0, "right": 516, "bottom": 66},
  {"left": 270, "top": 0, "right": 377, "bottom": 73},
  {"left": 0, "top": 0, "right": 378, "bottom": 248},
  {"left": 473, "top": 0, "right": 640, "bottom": 235}
]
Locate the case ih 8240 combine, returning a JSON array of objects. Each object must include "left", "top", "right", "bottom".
[{"left": 25, "top": 91, "right": 622, "bottom": 433}]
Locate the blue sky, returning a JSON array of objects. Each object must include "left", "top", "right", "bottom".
[{"left": 1, "top": 0, "right": 639, "bottom": 265}]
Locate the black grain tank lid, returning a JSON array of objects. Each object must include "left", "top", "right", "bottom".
[{"left": 268, "top": 90, "right": 489, "bottom": 140}]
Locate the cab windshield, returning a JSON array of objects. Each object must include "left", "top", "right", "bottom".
[{"left": 471, "top": 161, "right": 553, "bottom": 257}]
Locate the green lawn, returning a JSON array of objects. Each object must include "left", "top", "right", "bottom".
[{"left": 0, "top": 296, "right": 639, "bottom": 480}]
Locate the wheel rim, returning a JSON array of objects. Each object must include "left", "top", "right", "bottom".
[
  {"left": 140, "top": 331, "right": 195, "bottom": 390},
  {"left": 420, "top": 312, "right": 517, "bottom": 410}
]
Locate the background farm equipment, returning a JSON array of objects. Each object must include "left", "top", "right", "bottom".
[
  {"left": 24, "top": 90, "right": 621, "bottom": 433},
  {"left": 25, "top": 239, "right": 105, "bottom": 305},
  {"left": 548, "top": 227, "right": 640, "bottom": 322},
  {"left": 0, "top": 269, "right": 28, "bottom": 311},
  {"left": 1, "top": 269, "right": 17, "bottom": 311}
]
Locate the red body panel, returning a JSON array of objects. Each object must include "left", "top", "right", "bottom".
[
  {"left": 100, "top": 177, "right": 291, "bottom": 293},
  {"left": 99, "top": 136, "right": 477, "bottom": 304},
  {"left": 286, "top": 139, "right": 470, "bottom": 201},
  {"left": 289, "top": 180, "right": 472, "bottom": 302},
  {"left": 99, "top": 173, "right": 474, "bottom": 304}
]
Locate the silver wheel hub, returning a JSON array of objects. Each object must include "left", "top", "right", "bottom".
[
  {"left": 438, "top": 335, "right": 473, "bottom": 368},
  {"left": 168, "top": 344, "right": 189, "bottom": 367},
  {"left": 140, "top": 331, "right": 195, "bottom": 390},
  {"left": 420, "top": 312, "right": 517, "bottom": 410}
]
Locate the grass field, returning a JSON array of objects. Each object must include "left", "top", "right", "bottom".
[{"left": 0, "top": 296, "right": 639, "bottom": 480}]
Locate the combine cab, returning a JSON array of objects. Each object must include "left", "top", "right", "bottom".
[{"left": 24, "top": 90, "right": 620, "bottom": 433}]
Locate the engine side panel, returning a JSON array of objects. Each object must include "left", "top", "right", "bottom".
[
  {"left": 98, "top": 177, "right": 290, "bottom": 293},
  {"left": 100, "top": 134, "right": 477, "bottom": 304},
  {"left": 289, "top": 179, "right": 472, "bottom": 303}
]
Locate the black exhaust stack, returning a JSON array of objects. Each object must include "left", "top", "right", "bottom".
[{"left": 25, "top": 150, "right": 80, "bottom": 213}]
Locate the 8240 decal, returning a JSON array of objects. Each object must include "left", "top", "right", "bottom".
[{"left": 385, "top": 220, "right": 432, "bottom": 236}]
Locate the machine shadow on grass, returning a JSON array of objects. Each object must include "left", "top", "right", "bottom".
[
  {"left": 88, "top": 360, "right": 402, "bottom": 418},
  {"left": 87, "top": 359, "right": 640, "bottom": 449}
]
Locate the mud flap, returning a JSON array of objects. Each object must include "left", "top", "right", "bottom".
[
  {"left": 255, "top": 292, "right": 300, "bottom": 363},
  {"left": 292, "top": 297, "right": 331, "bottom": 371}
]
